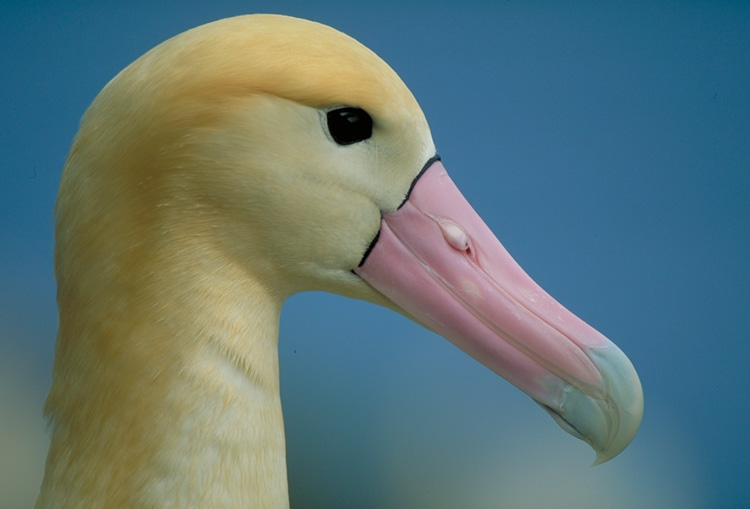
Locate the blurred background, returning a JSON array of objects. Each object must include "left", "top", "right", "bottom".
[{"left": 2, "top": 1, "right": 748, "bottom": 507}]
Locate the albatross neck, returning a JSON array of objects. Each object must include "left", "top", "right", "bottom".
[{"left": 37, "top": 248, "right": 291, "bottom": 508}]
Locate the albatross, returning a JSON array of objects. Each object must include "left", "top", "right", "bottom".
[{"left": 36, "top": 14, "right": 643, "bottom": 507}]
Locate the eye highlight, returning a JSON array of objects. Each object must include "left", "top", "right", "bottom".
[{"left": 326, "top": 107, "right": 373, "bottom": 145}]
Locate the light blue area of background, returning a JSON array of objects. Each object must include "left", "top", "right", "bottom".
[{"left": 2, "top": 2, "right": 748, "bottom": 507}]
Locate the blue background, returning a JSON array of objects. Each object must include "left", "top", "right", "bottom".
[{"left": 2, "top": 2, "right": 748, "bottom": 507}]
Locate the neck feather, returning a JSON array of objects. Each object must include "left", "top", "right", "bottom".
[{"left": 37, "top": 239, "right": 290, "bottom": 508}]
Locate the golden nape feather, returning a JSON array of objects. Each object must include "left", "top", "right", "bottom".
[{"left": 38, "top": 14, "right": 642, "bottom": 508}]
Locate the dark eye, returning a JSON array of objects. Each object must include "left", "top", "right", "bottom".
[{"left": 326, "top": 107, "right": 373, "bottom": 145}]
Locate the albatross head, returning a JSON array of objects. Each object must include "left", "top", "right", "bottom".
[{"left": 55, "top": 14, "right": 641, "bottom": 466}]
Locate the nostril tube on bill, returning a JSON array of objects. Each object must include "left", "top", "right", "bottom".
[{"left": 439, "top": 220, "right": 471, "bottom": 253}]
